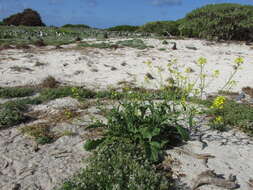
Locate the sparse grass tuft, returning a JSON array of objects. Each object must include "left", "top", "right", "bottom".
[
  {"left": 40, "top": 76, "right": 59, "bottom": 88},
  {"left": 20, "top": 123, "right": 56, "bottom": 144}
]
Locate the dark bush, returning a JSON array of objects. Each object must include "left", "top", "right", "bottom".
[
  {"left": 107, "top": 25, "right": 140, "bottom": 32},
  {"left": 62, "top": 24, "right": 90, "bottom": 28},
  {"left": 178, "top": 3, "right": 253, "bottom": 41},
  {"left": 3, "top": 8, "right": 45, "bottom": 26},
  {"left": 139, "top": 21, "right": 180, "bottom": 36}
]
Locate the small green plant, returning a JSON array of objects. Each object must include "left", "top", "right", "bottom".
[
  {"left": 0, "top": 101, "right": 28, "bottom": 128},
  {"left": 158, "top": 48, "right": 166, "bottom": 51},
  {"left": 0, "top": 87, "right": 35, "bottom": 98},
  {"left": 209, "top": 96, "right": 227, "bottom": 130},
  {"left": 84, "top": 100, "right": 189, "bottom": 162}
]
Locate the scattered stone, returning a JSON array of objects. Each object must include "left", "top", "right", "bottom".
[
  {"left": 11, "top": 183, "right": 21, "bottom": 190},
  {"left": 236, "top": 92, "right": 246, "bottom": 101},
  {"left": 145, "top": 73, "right": 155, "bottom": 80},
  {"left": 111, "top": 66, "right": 117, "bottom": 71},
  {"left": 121, "top": 62, "right": 127, "bottom": 66},
  {"left": 91, "top": 68, "right": 98, "bottom": 72},
  {"left": 186, "top": 46, "right": 197, "bottom": 50}
]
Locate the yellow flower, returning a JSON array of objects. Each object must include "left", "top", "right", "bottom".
[
  {"left": 144, "top": 61, "right": 152, "bottom": 67},
  {"left": 211, "top": 96, "right": 226, "bottom": 109},
  {"left": 212, "top": 70, "right": 220, "bottom": 77},
  {"left": 197, "top": 57, "right": 207, "bottom": 65},
  {"left": 214, "top": 116, "right": 223, "bottom": 124},
  {"left": 234, "top": 57, "right": 244, "bottom": 65}
]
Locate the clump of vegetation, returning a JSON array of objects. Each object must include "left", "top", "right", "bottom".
[
  {"left": 207, "top": 96, "right": 253, "bottom": 135},
  {"left": 116, "top": 39, "right": 148, "bottom": 49},
  {"left": 79, "top": 42, "right": 115, "bottom": 49},
  {"left": 0, "top": 101, "right": 29, "bottom": 128},
  {"left": 3, "top": 8, "right": 45, "bottom": 26},
  {"left": 139, "top": 21, "right": 180, "bottom": 36},
  {"left": 40, "top": 76, "right": 59, "bottom": 88},
  {"left": 179, "top": 3, "right": 253, "bottom": 41},
  {"left": 107, "top": 25, "right": 140, "bottom": 32},
  {"left": 61, "top": 24, "right": 90, "bottom": 29},
  {"left": 34, "top": 39, "right": 46, "bottom": 47},
  {"left": 61, "top": 138, "right": 172, "bottom": 190},
  {"left": 0, "top": 87, "right": 35, "bottom": 98},
  {"left": 20, "top": 123, "right": 55, "bottom": 144}
]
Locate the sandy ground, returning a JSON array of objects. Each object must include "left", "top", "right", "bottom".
[
  {"left": 1, "top": 38, "right": 253, "bottom": 190},
  {"left": 1, "top": 38, "right": 253, "bottom": 94}
]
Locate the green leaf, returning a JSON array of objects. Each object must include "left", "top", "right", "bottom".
[
  {"left": 175, "top": 125, "right": 189, "bottom": 140},
  {"left": 84, "top": 138, "right": 104, "bottom": 151},
  {"left": 140, "top": 127, "right": 160, "bottom": 140}
]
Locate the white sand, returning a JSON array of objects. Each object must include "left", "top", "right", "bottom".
[
  {"left": 1, "top": 38, "right": 253, "bottom": 189},
  {"left": 1, "top": 38, "right": 253, "bottom": 94}
]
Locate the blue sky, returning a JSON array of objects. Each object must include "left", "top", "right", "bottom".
[{"left": 0, "top": 0, "right": 253, "bottom": 28}]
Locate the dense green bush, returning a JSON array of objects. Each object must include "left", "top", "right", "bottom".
[
  {"left": 139, "top": 21, "right": 180, "bottom": 36},
  {"left": 107, "top": 25, "right": 139, "bottom": 32},
  {"left": 3, "top": 8, "right": 45, "bottom": 26},
  {"left": 61, "top": 138, "right": 171, "bottom": 190},
  {"left": 178, "top": 3, "right": 253, "bottom": 40}
]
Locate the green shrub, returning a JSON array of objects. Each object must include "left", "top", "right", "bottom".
[
  {"left": 84, "top": 100, "right": 188, "bottom": 161},
  {"left": 139, "top": 21, "right": 180, "bottom": 36},
  {"left": 0, "top": 101, "right": 28, "bottom": 128},
  {"left": 208, "top": 99, "right": 253, "bottom": 135},
  {"left": 179, "top": 3, "right": 253, "bottom": 40},
  {"left": 62, "top": 24, "right": 90, "bottom": 29},
  {"left": 107, "top": 25, "right": 139, "bottom": 32},
  {"left": 60, "top": 138, "right": 171, "bottom": 190},
  {"left": 0, "top": 87, "right": 35, "bottom": 98}
]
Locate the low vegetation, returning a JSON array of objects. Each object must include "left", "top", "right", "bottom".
[
  {"left": 0, "top": 87, "right": 35, "bottom": 98},
  {"left": 79, "top": 39, "right": 150, "bottom": 50},
  {"left": 106, "top": 25, "right": 139, "bottom": 32}
]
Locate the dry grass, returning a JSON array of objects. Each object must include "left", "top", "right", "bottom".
[{"left": 39, "top": 76, "right": 60, "bottom": 88}]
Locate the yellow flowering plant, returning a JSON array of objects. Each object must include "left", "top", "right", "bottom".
[{"left": 209, "top": 96, "right": 227, "bottom": 130}]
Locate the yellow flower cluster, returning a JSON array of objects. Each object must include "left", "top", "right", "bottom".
[
  {"left": 71, "top": 87, "right": 80, "bottom": 99},
  {"left": 197, "top": 57, "right": 207, "bottom": 65},
  {"left": 214, "top": 116, "right": 223, "bottom": 124},
  {"left": 211, "top": 96, "right": 226, "bottom": 109}
]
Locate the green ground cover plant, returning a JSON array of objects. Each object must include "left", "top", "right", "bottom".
[
  {"left": 116, "top": 39, "right": 149, "bottom": 49},
  {"left": 0, "top": 100, "right": 29, "bottom": 128},
  {"left": 61, "top": 138, "right": 172, "bottom": 190},
  {"left": 0, "top": 87, "right": 35, "bottom": 98}
]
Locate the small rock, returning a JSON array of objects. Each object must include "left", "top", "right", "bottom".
[
  {"left": 121, "top": 62, "right": 127, "bottom": 66},
  {"left": 186, "top": 46, "right": 197, "bottom": 50},
  {"left": 236, "top": 92, "right": 246, "bottom": 101},
  {"left": 11, "top": 183, "right": 21, "bottom": 190},
  {"left": 111, "top": 67, "right": 117, "bottom": 71}
]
